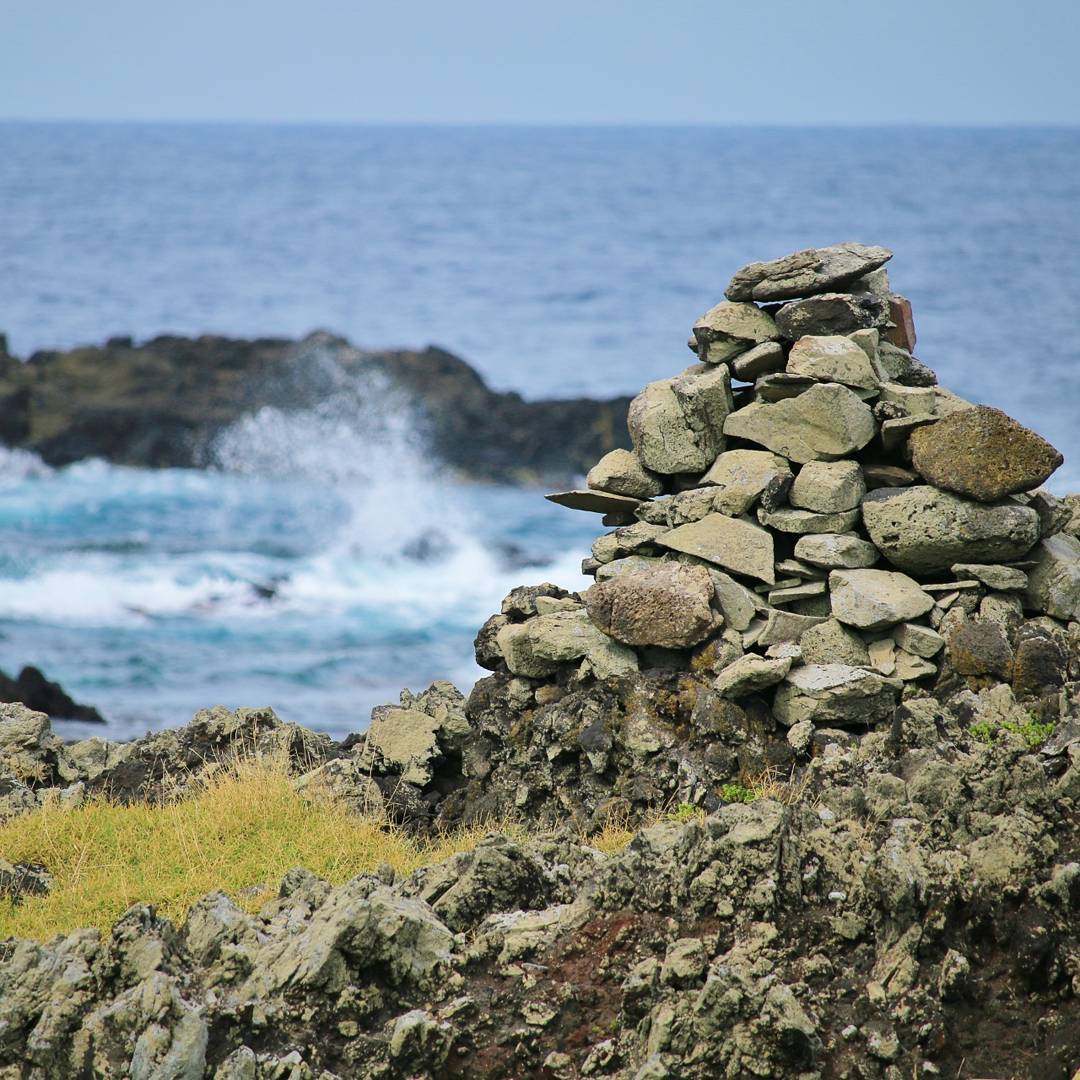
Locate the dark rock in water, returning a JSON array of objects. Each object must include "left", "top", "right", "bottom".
[
  {"left": 774, "top": 291, "right": 889, "bottom": 338},
  {"left": 0, "top": 332, "right": 632, "bottom": 485},
  {"left": 725, "top": 242, "right": 893, "bottom": 302},
  {"left": 0, "top": 665, "right": 103, "bottom": 723},
  {"left": 910, "top": 405, "right": 1064, "bottom": 502}
]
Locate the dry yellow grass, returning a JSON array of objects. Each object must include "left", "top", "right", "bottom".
[{"left": 0, "top": 754, "right": 536, "bottom": 942}]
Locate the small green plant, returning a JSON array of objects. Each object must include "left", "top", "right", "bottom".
[
  {"left": 668, "top": 801, "right": 703, "bottom": 821},
  {"left": 969, "top": 715, "right": 1056, "bottom": 750},
  {"left": 718, "top": 783, "right": 756, "bottom": 805}
]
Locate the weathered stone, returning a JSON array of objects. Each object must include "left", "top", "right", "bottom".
[
  {"left": 755, "top": 608, "right": 827, "bottom": 646},
  {"left": 628, "top": 365, "right": 735, "bottom": 474},
  {"left": 790, "top": 460, "right": 866, "bottom": 513},
  {"left": 910, "top": 406, "right": 1063, "bottom": 502},
  {"left": 769, "top": 580, "right": 828, "bottom": 606},
  {"left": 656, "top": 513, "right": 775, "bottom": 584},
  {"left": 365, "top": 708, "right": 443, "bottom": 786},
  {"left": 774, "top": 558, "right": 827, "bottom": 580},
  {"left": 591, "top": 522, "right": 668, "bottom": 564},
  {"left": 946, "top": 618, "right": 1014, "bottom": 678},
  {"left": 892, "top": 622, "right": 945, "bottom": 658},
  {"left": 862, "top": 486, "right": 1040, "bottom": 574},
  {"left": 754, "top": 373, "right": 816, "bottom": 401},
  {"left": 1011, "top": 625, "right": 1068, "bottom": 696},
  {"left": 731, "top": 341, "right": 785, "bottom": 381},
  {"left": 714, "top": 654, "right": 792, "bottom": 699},
  {"left": 708, "top": 568, "right": 766, "bottom": 631},
  {"left": 586, "top": 449, "right": 664, "bottom": 499},
  {"left": 863, "top": 463, "right": 918, "bottom": 489},
  {"left": 725, "top": 243, "right": 893, "bottom": 302},
  {"left": 545, "top": 489, "right": 641, "bottom": 516},
  {"left": 876, "top": 341, "right": 936, "bottom": 386},
  {"left": 894, "top": 649, "right": 937, "bottom": 681},
  {"left": 932, "top": 387, "right": 975, "bottom": 416},
  {"left": 585, "top": 562, "right": 716, "bottom": 648},
  {"left": 794, "top": 533, "right": 879, "bottom": 569},
  {"left": 786, "top": 334, "right": 881, "bottom": 391},
  {"left": 776, "top": 293, "right": 888, "bottom": 338},
  {"left": 950, "top": 563, "right": 1028, "bottom": 591},
  {"left": 723, "top": 383, "right": 876, "bottom": 464},
  {"left": 701, "top": 449, "right": 793, "bottom": 515},
  {"left": 1026, "top": 533, "right": 1080, "bottom": 621},
  {"left": 773, "top": 664, "right": 900, "bottom": 727},
  {"left": 691, "top": 301, "right": 780, "bottom": 364},
  {"left": 757, "top": 506, "right": 860, "bottom": 535},
  {"left": 880, "top": 415, "right": 937, "bottom": 455},
  {"left": 829, "top": 569, "right": 934, "bottom": 632},
  {"left": 867, "top": 638, "right": 896, "bottom": 675},
  {"left": 800, "top": 619, "right": 870, "bottom": 667},
  {"left": 594, "top": 555, "right": 664, "bottom": 583},
  {"left": 878, "top": 382, "right": 935, "bottom": 417},
  {"left": 885, "top": 295, "right": 917, "bottom": 351}
]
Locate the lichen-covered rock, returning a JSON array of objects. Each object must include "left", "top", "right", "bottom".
[
  {"left": 776, "top": 293, "right": 889, "bottom": 338},
  {"left": 585, "top": 563, "right": 716, "bottom": 649},
  {"left": 586, "top": 448, "right": 664, "bottom": 499},
  {"left": 828, "top": 569, "right": 934, "bottom": 632},
  {"left": 862, "top": 486, "right": 1041, "bottom": 574},
  {"left": 773, "top": 663, "right": 901, "bottom": 726},
  {"left": 656, "top": 512, "right": 775, "bottom": 584},
  {"left": 700, "top": 449, "right": 793, "bottom": 515},
  {"left": 725, "top": 242, "right": 893, "bottom": 302},
  {"left": 723, "top": 383, "right": 876, "bottom": 464},
  {"left": 910, "top": 405, "right": 1063, "bottom": 502},
  {"left": 690, "top": 301, "right": 780, "bottom": 363},
  {"left": 1026, "top": 533, "right": 1080, "bottom": 622}
]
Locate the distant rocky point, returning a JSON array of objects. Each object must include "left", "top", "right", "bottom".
[{"left": 0, "top": 332, "right": 631, "bottom": 485}]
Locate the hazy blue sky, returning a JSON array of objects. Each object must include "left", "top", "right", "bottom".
[{"left": 3, "top": 0, "right": 1078, "bottom": 125}]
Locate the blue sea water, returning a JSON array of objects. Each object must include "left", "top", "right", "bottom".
[{"left": 0, "top": 122, "right": 1078, "bottom": 738}]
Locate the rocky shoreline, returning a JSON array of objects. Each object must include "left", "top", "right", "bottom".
[
  {"left": 4, "top": 242, "right": 1080, "bottom": 1078},
  {"left": 0, "top": 332, "right": 631, "bottom": 485}
]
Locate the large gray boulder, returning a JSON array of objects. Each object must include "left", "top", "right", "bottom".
[
  {"left": 828, "top": 569, "right": 934, "bottom": 632},
  {"left": 691, "top": 301, "right": 780, "bottom": 364},
  {"left": 909, "top": 405, "right": 1063, "bottom": 502},
  {"left": 585, "top": 562, "right": 716, "bottom": 648},
  {"left": 725, "top": 243, "right": 893, "bottom": 302},
  {"left": 862, "top": 486, "right": 1041, "bottom": 574}
]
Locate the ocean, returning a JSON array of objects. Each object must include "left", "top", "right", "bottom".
[{"left": 1, "top": 122, "right": 1079, "bottom": 739}]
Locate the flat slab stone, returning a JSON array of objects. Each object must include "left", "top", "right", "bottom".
[
  {"left": 768, "top": 581, "right": 828, "bottom": 606},
  {"left": 585, "top": 562, "right": 716, "bottom": 649},
  {"left": 756, "top": 608, "right": 827, "bottom": 645},
  {"left": 723, "top": 383, "right": 876, "bottom": 464},
  {"left": 714, "top": 654, "right": 792, "bottom": 699},
  {"left": 732, "top": 341, "right": 785, "bottom": 381},
  {"left": 829, "top": 569, "right": 934, "bottom": 632},
  {"left": 692, "top": 301, "right": 780, "bottom": 364},
  {"left": 776, "top": 293, "right": 888, "bottom": 338},
  {"left": 546, "top": 489, "right": 642, "bottom": 515},
  {"left": 725, "top": 243, "right": 893, "bottom": 303},
  {"left": 754, "top": 373, "right": 817, "bottom": 401},
  {"left": 794, "top": 533, "right": 879, "bottom": 569},
  {"left": 757, "top": 506, "right": 860, "bottom": 535},
  {"left": 892, "top": 622, "right": 945, "bottom": 658},
  {"left": 862, "top": 486, "right": 1040, "bottom": 574},
  {"left": 909, "top": 405, "right": 1064, "bottom": 502},
  {"left": 656, "top": 512, "right": 775, "bottom": 584},
  {"left": 880, "top": 415, "right": 937, "bottom": 454},
  {"left": 950, "top": 563, "right": 1028, "bottom": 591}
]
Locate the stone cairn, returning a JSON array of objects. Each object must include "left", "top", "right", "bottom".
[{"left": 480, "top": 242, "right": 1080, "bottom": 745}]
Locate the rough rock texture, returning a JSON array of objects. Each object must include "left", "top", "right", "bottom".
[
  {"left": 862, "top": 486, "right": 1041, "bottom": 574},
  {"left": 690, "top": 301, "right": 780, "bottom": 363},
  {"left": 787, "top": 334, "right": 881, "bottom": 391},
  {"left": 0, "top": 333, "right": 632, "bottom": 485},
  {"left": 828, "top": 569, "right": 934, "bottom": 632},
  {"left": 775, "top": 293, "right": 889, "bottom": 339},
  {"left": 586, "top": 449, "right": 664, "bottom": 500},
  {"left": 584, "top": 564, "right": 716, "bottom": 649},
  {"left": 910, "top": 405, "right": 1064, "bottom": 502},
  {"left": 655, "top": 513, "right": 775, "bottom": 584},
  {"left": 723, "top": 383, "right": 877, "bottom": 464},
  {"left": 725, "top": 242, "right": 893, "bottom": 302}
]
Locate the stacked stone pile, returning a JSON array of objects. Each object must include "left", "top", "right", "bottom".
[{"left": 504, "top": 241, "right": 1080, "bottom": 741}]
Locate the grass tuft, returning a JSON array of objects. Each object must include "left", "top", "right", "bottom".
[{"left": 0, "top": 754, "right": 520, "bottom": 942}]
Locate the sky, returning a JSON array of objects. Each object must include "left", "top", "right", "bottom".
[{"left": 2, "top": 0, "right": 1078, "bottom": 126}]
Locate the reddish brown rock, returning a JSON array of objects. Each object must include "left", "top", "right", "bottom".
[
  {"left": 885, "top": 295, "right": 917, "bottom": 352},
  {"left": 909, "top": 406, "right": 1063, "bottom": 502}
]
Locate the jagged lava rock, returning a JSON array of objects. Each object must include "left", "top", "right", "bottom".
[
  {"left": 691, "top": 301, "right": 779, "bottom": 363},
  {"left": 585, "top": 562, "right": 716, "bottom": 648},
  {"left": 656, "top": 512, "right": 775, "bottom": 584},
  {"left": 723, "top": 383, "right": 876, "bottom": 464},
  {"left": 786, "top": 335, "right": 880, "bottom": 391},
  {"left": 586, "top": 448, "right": 664, "bottom": 499},
  {"left": 789, "top": 460, "right": 866, "bottom": 513},
  {"left": 775, "top": 293, "right": 888, "bottom": 338},
  {"left": 725, "top": 242, "right": 893, "bottom": 302},
  {"left": 828, "top": 569, "right": 934, "bottom": 632},
  {"left": 909, "top": 405, "right": 1063, "bottom": 502},
  {"left": 862, "top": 486, "right": 1040, "bottom": 574}
]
